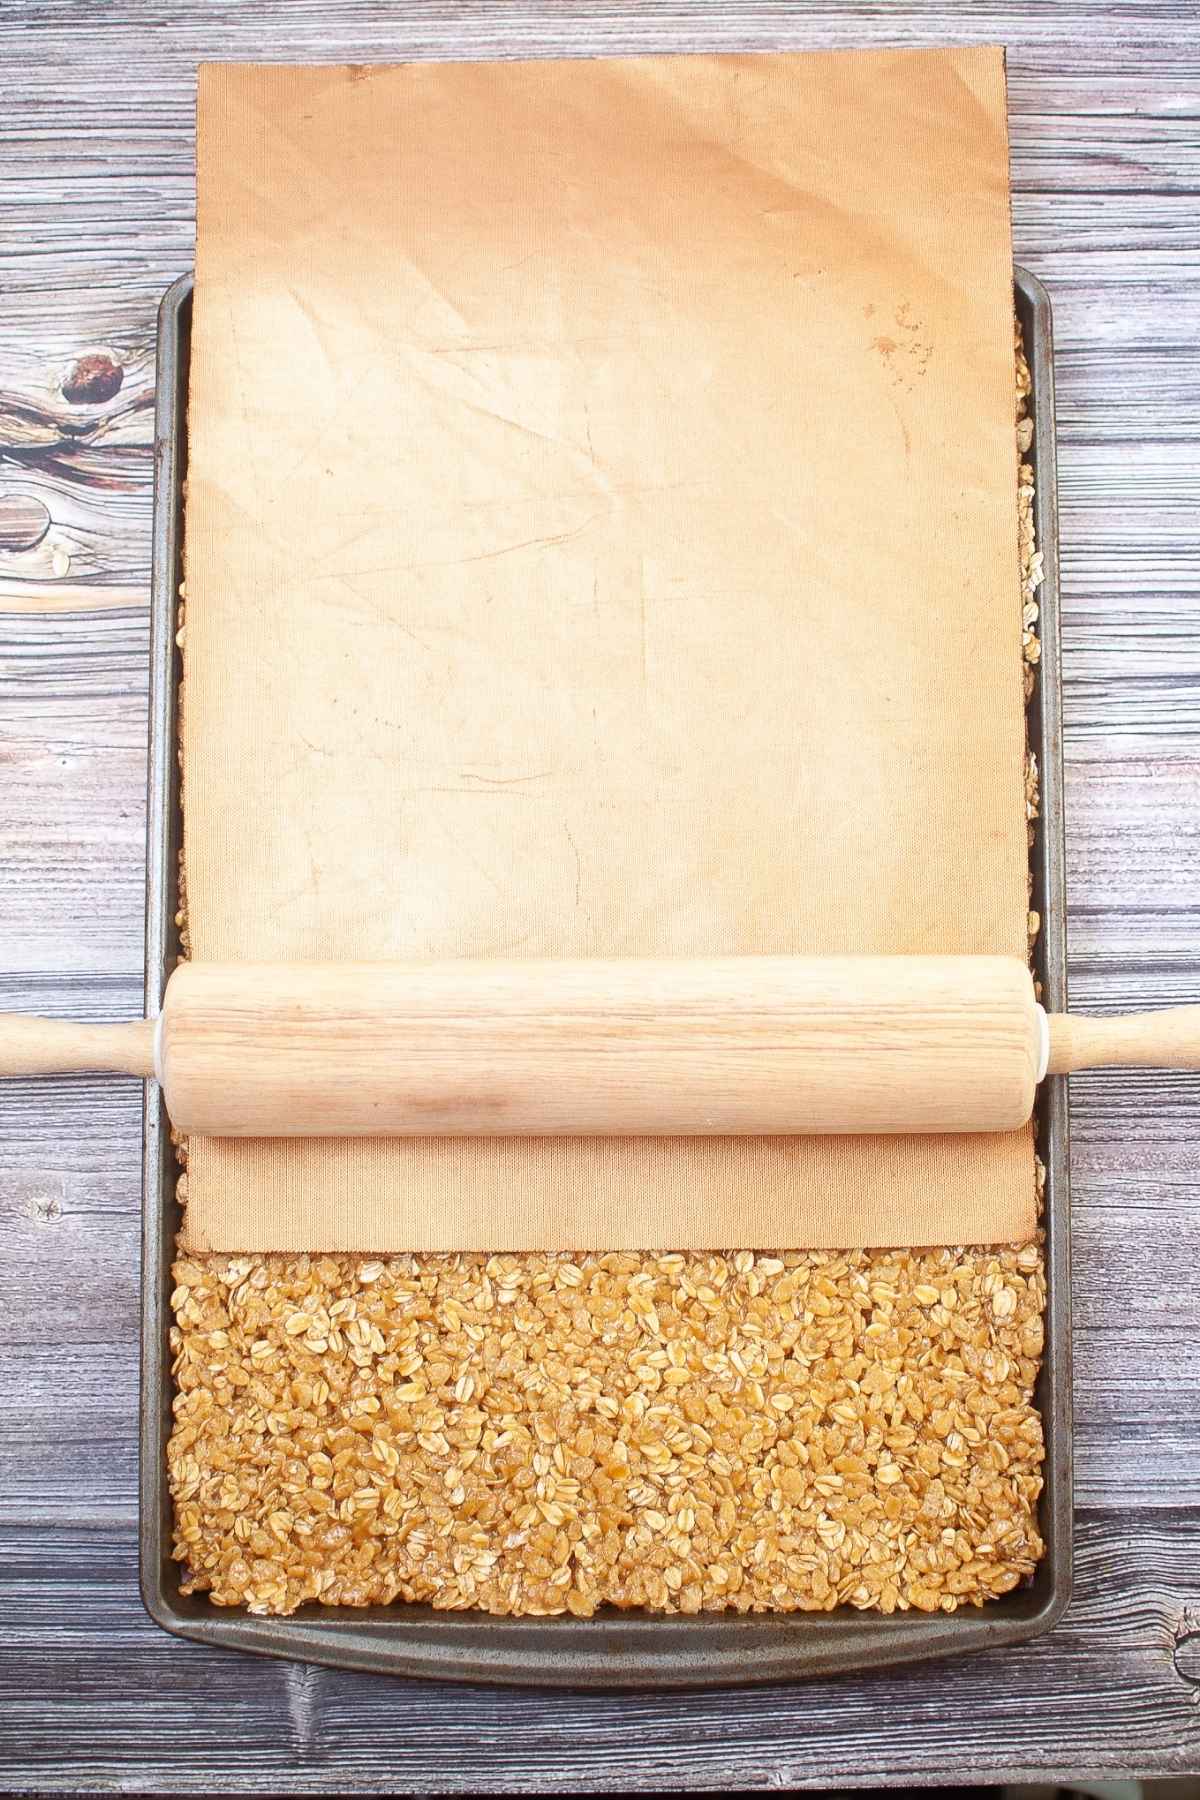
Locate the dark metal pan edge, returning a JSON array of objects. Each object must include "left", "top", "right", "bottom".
[{"left": 138, "top": 266, "right": 1072, "bottom": 1687}]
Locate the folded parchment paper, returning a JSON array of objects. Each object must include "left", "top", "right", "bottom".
[{"left": 182, "top": 47, "right": 1033, "bottom": 1251}]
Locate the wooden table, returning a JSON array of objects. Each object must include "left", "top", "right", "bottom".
[{"left": 2, "top": 3, "right": 1198, "bottom": 1788}]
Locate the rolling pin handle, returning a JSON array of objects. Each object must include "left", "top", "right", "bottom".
[
  {"left": 1046, "top": 1003, "right": 1200, "bottom": 1076},
  {"left": 0, "top": 1013, "right": 157, "bottom": 1079}
]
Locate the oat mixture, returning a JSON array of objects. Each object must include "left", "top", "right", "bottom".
[{"left": 168, "top": 327, "right": 1047, "bottom": 1620}]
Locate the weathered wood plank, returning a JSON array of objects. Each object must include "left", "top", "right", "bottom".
[{"left": 0, "top": 1514, "right": 1197, "bottom": 1789}]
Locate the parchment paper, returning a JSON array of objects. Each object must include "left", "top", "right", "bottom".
[{"left": 182, "top": 48, "right": 1035, "bottom": 1252}]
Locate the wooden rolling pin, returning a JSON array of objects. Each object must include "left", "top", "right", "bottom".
[{"left": 1, "top": 955, "right": 1198, "bottom": 1139}]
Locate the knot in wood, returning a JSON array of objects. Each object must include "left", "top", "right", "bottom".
[
  {"left": 0, "top": 493, "right": 51, "bottom": 552},
  {"left": 62, "top": 353, "right": 124, "bottom": 406}
]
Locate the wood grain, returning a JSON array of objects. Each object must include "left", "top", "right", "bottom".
[{"left": 1, "top": 0, "right": 1198, "bottom": 1787}]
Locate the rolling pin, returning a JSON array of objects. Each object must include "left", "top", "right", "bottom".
[{"left": 1, "top": 955, "right": 1198, "bottom": 1139}]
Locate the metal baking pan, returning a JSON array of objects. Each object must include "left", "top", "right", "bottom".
[{"left": 140, "top": 266, "right": 1072, "bottom": 1686}]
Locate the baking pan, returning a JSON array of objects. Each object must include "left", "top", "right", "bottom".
[{"left": 140, "top": 267, "right": 1072, "bottom": 1686}]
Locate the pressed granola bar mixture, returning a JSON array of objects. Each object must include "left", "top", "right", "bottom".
[{"left": 168, "top": 328, "right": 1047, "bottom": 1619}]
